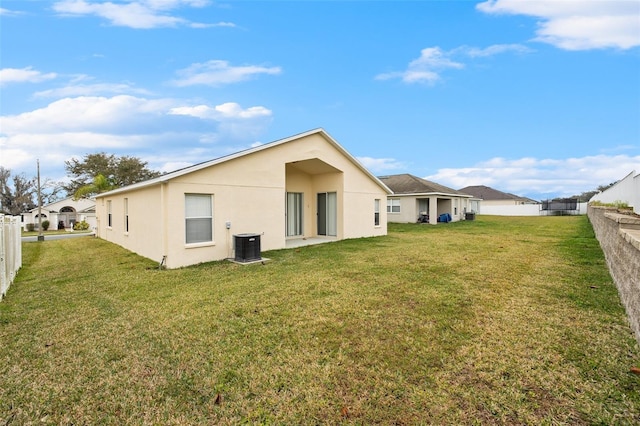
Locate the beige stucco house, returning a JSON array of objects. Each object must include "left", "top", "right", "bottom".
[
  {"left": 379, "top": 174, "right": 474, "bottom": 224},
  {"left": 459, "top": 185, "right": 538, "bottom": 209},
  {"left": 95, "top": 129, "right": 391, "bottom": 269},
  {"left": 21, "top": 197, "right": 96, "bottom": 231}
]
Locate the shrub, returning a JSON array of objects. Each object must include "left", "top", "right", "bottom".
[
  {"left": 590, "top": 200, "right": 630, "bottom": 209},
  {"left": 26, "top": 223, "right": 35, "bottom": 232},
  {"left": 74, "top": 221, "right": 90, "bottom": 231},
  {"left": 42, "top": 220, "right": 50, "bottom": 231}
]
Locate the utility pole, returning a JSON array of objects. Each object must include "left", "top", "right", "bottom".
[{"left": 37, "top": 159, "right": 44, "bottom": 241}]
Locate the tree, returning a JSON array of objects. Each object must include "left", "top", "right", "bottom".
[
  {"left": 573, "top": 191, "right": 599, "bottom": 202},
  {"left": 64, "top": 153, "right": 161, "bottom": 196},
  {"left": 40, "top": 178, "right": 65, "bottom": 205},
  {"left": 73, "top": 174, "right": 115, "bottom": 200},
  {"left": 570, "top": 182, "right": 618, "bottom": 202},
  {"left": 0, "top": 166, "right": 36, "bottom": 215},
  {"left": 113, "top": 155, "right": 161, "bottom": 187}
]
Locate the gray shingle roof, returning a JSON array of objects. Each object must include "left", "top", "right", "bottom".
[
  {"left": 378, "top": 174, "right": 471, "bottom": 197},
  {"left": 96, "top": 128, "right": 392, "bottom": 198},
  {"left": 458, "top": 185, "right": 537, "bottom": 203}
]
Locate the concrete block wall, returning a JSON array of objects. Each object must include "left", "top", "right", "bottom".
[{"left": 588, "top": 205, "right": 640, "bottom": 343}]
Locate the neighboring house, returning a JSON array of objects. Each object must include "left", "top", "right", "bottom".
[
  {"left": 458, "top": 185, "right": 538, "bottom": 209},
  {"left": 21, "top": 197, "right": 96, "bottom": 231},
  {"left": 378, "top": 174, "right": 474, "bottom": 224},
  {"left": 95, "top": 129, "right": 392, "bottom": 269}
]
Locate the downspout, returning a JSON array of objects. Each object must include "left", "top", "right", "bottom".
[{"left": 160, "top": 182, "right": 168, "bottom": 269}]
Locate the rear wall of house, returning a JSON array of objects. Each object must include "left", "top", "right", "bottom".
[
  {"left": 96, "top": 132, "right": 388, "bottom": 268},
  {"left": 342, "top": 162, "right": 388, "bottom": 238},
  {"left": 96, "top": 185, "right": 165, "bottom": 265}
]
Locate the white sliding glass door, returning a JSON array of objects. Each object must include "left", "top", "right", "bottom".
[
  {"left": 286, "top": 192, "right": 303, "bottom": 237},
  {"left": 317, "top": 192, "right": 337, "bottom": 236}
]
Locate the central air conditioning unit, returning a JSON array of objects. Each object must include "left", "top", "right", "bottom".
[{"left": 234, "top": 233, "right": 261, "bottom": 263}]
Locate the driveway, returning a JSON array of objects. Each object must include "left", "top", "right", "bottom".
[{"left": 22, "top": 232, "right": 95, "bottom": 242}]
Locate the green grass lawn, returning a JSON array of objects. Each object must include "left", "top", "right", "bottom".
[{"left": 2, "top": 215, "right": 639, "bottom": 424}]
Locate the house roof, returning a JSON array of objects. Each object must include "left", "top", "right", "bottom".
[
  {"left": 458, "top": 185, "right": 538, "bottom": 203},
  {"left": 96, "top": 128, "right": 392, "bottom": 197},
  {"left": 26, "top": 196, "right": 96, "bottom": 214},
  {"left": 379, "top": 174, "right": 472, "bottom": 197}
]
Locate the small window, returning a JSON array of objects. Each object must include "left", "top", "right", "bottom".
[
  {"left": 124, "top": 198, "right": 129, "bottom": 233},
  {"left": 107, "top": 200, "right": 112, "bottom": 228},
  {"left": 387, "top": 199, "right": 400, "bottom": 213},
  {"left": 185, "top": 194, "right": 213, "bottom": 244},
  {"left": 374, "top": 199, "right": 380, "bottom": 226}
]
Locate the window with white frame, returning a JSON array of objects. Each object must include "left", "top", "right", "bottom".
[
  {"left": 107, "top": 200, "right": 112, "bottom": 227},
  {"left": 387, "top": 198, "right": 400, "bottom": 213},
  {"left": 185, "top": 194, "right": 213, "bottom": 244},
  {"left": 374, "top": 199, "right": 380, "bottom": 226}
]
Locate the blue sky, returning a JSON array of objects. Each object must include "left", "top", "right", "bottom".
[{"left": 1, "top": 0, "right": 639, "bottom": 200}]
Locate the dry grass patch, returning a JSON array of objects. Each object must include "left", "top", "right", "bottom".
[{"left": 1, "top": 215, "right": 639, "bottom": 424}]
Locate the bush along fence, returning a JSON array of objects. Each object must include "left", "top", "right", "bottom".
[
  {"left": 1, "top": 215, "right": 22, "bottom": 300},
  {"left": 588, "top": 205, "right": 640, "bottom": 344}
]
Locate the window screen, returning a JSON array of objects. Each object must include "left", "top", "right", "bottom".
[
  {"left": 387, "top": 199, "right": 400, "bottom": 213},
  {"left": 185, "top": 194, "right": 213, "bottom": 244}
]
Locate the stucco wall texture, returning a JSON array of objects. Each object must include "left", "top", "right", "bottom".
[{"left": 588, "top": 206, "right": 640, "bottom": 344}]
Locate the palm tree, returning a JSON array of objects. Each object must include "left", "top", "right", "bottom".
[{"left": 73, "top": 174, "right": 114, "bottom": 200}]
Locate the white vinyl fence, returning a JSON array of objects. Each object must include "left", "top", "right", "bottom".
[
  {"left": 590, "top": 170, "right": 640, "bottom": 215},
  {"left": 1, "top": 215, "right": 22, "bottom": 300},
  {"left": 479, "top": 202, "right": 588, "bottom": 216}
]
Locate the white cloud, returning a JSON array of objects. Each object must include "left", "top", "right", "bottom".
[
  {"left": 169, "top": 102, "right": 272, "bottom": 119},
  {"left": 171, "top": 60, "right": 282, "bottom": 87},
  {"left": 0, "top": 95, "right": 274, "bottom": 179},
  {"left": 454, "top": 43, "right": 533, "bottom": 57},
  {"left": 3, "top": 71, "right": 151, "bottom": 97},
  {"left": 376, "top": 43, "right": 531, "bottom": 84},
  {"left": 376, "top": 47, "right": 463, "bottom": 84},
  {"left": 4, "top": 131, "right": 143, "bottom": 151},
  {"left": 156, "top": 161, "right": 193, "bottom": 173},
  {"left": 357, "top": 157, "right": 406, "bottom": 174},
  {"left": 0, "top": 67, "right": 58, "bottom": 86},
  {"left": 190, "top": 21, "right": 236, "bottom": 29},
  {"left": 53, "top": 0, "right": 184, "bottom": 28},
  {"left": 0, "top": 95, "right": 172, "bottom": 133},
  {"left": 167, "top": 102, "right": 273, "bottom": 142},
  {"left": 52, "top": 0, "right": 215, "bottom": 29},
  {"left": 601, "top": 144, "right": 639, "bottom": 153},
  {"left": 0, "top": 144, "right": 33, "bottom": 170},
  {"left": 427, "top": 154, "right": 640, "bottom": 199},
  {"left": 34, "top": 80, "right": 152, "bottom": 98},
  {"left": 0, "top": 7, "right": 23, "bottom": 16},
  {"left": 410, "top": 47, "right": 465, "bottom": 69},
  {"left": 477, "top": 0, "right": 640, "bottom": 50}
]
